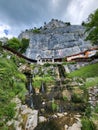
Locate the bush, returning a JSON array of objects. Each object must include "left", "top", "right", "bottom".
[
  {"left": 52, "top": 102, "right": 58, "bottom": 112},
  {"left": 7, "top": 37, "right": 22, "bottom": 51},
  {"left": 85, "top": 106, "right": 91, "bottom": 117},
  {"left": 43, "top": 63, "right": 51, "bottom": 67},
  {"left": 63, "top": 96, "right": 68, "bottom": 101},
  {"left": 94, "top": 103, "right": 98, "bottom": 113},
  {"left": 20, "top": 38, "right": 29, "bottom": 53},
  {"left": 81, "top": 117, "right": 96, "bottom": 130},
  {"left": 72, "top": 93, "right": 84, "bottom": 103},
  {"left": 33, "top": 29, "right": 40, "bottom": 33}
]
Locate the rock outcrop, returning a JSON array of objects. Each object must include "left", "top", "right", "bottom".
[
  {"left": 7, "top": 97, "right": 38, "bottom": 130},
  {"left": 18, "top": 19, "right": 92, "bottom": 60}
]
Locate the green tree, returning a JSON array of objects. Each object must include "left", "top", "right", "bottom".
[
  {"left": 84, "top": 9, "right": 98, "bottom": 44},
  {"left": 6, "top": 37, "right": 29, "bottom": 53},
  {"left": 7, "top": 37, "right": 22, "bottom": 51},
  {"left": 20, "top": 38, "right": 29, "bottom": 53}
]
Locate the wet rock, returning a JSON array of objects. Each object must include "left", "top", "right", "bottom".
[
  {"left": 21, "top": 107, "right": 34, "bottom": 115},
  {"left": 14, "top": 121, "right": 22, "bottom": 130},
  {"left": 21, "top": 105, "right": 28, "bottom": 111},
  {"left": 57, "top": 113, "right": 64, "bottom": 118},
  {"left": 39, "top": 116, "right": 47, "bottom": 123},
  {"left": 64, "top": 112, "right": 68, "bottom": 116},
  {"left": 25, "top": 110, "right": 38, "bottom": 130},
  {"left": 8, "top": 97, "right": 39, "bottom": 130},
  {"left": 74, "top": 114, "right": 81, "bottom": 118},
  {"left": 51, "top": 114, "right": 58, "bottom": 118},
  {"left": 68, "top": 122, "right": 82, "bottom": 130},
  {"left": 64, "top": 124, "right": 68, "bottom": 130}
]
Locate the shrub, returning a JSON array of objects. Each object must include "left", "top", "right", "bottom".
[
  {"left": 33, "top": 29, "right": 40, "bottom": 33},
  {"left": 94, "top": 103, "right": 98, "bottom": 113},
  {"left": 71, "top": 93, "right": 84, "bottom": 103},
  {"left": 7, "top": 37, "right": 22, "bottom": 51},
  {"left": 43, "top": 63, "right": 51, "bottom": 67},
  {"left": 63, "top": 96, "right": 68, "bottom": 101},
  {"left": 52, "top": 102, "right": 58, "bottom": 112},
  {"left": 85, "top": 106, "right": 91, "bottom": 117},
  {"left": 20, "top": 38, "right": 29, "bottom": 53},
  {"left": 81, "top": 117, "right": 96, "bottom": 130}
]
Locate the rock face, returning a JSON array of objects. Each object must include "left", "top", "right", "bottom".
[
  {"left": 18, "top": 19, "right": 92, "bottom": 60},
  {"left": 7, "top": 97, "right": 38, "bottom": 130}
]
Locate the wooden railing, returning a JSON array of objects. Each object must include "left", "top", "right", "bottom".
[{"left": 2, "top": 46, "right": 37, "bottom": 63}]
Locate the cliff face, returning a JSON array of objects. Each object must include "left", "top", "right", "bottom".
[{"left": 18, "top": 19, "right": 92, "bottom": 60}]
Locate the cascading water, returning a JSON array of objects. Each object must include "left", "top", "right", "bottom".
[
  {"left": 29, "top": 75, "right": 34, "bottom": 108},
  {"left": 30, "top": 96, "right": 34, "bottom": 108},
  {"left": 29, "top": 77, "right": 33, "bottom": 94},
  {"left": 40, "top": 82, "right": 45, "bottom": 93},
  {"left": 25, "top": 73, "right": 34, "bottom": 109},
  {"left": 57, "top": 64, "right": 66, "bottom": 78}
]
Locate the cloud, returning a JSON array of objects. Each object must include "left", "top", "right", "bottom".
[
  {"left": 66, "top": 0, "right": 98, "bottom": 24},
  {"left": 0, "top": 24, "right": 13, "bottom": 38},
  {"left": 0, "top": 0, "right": 98, "bottom": 37}
]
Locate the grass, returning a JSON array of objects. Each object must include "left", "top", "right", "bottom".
[
  {"left": 68, "top": 63, "right": 98, "bottom": 78},
  {"left": 85, "top": 77, "right": 98, "bottom": 88}
]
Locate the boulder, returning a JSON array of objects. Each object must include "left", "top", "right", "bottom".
[
  {"left": 39, "top": 116, "right": 47, "bottom": 123},
  {"left": 68, "top": 121, "right": 82, "bottom": 130},
  {"left": 25, "top": 110, "right": 38, "bottom": 130}
]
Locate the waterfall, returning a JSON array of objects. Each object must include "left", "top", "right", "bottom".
[
  {"left": 26, "top": 74, "right": 34, "bottom": 109},
  {"left": 29, "top": 77, "right": 33, "bottom": 94},
  {"left": 30, "top": 96, "right": 34, "bottom": 108},
  {"left": 40, "top": 82, "right": 45, "bottom": 93},
  {"left": 57, "top": 64, "right": 66, "bottom": 78}
]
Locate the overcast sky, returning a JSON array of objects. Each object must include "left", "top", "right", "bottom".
[{"left": 0, "top": 0, "right": 98, "bottom": 38}]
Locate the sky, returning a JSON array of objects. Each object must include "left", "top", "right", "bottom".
[{"left": 0, "top": 0, "right": 98, "bottom": 38}]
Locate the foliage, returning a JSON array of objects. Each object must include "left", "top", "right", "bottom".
[
  {"left": 6, "top": 37, "right": 29, "bottom": 53},
  {"left": 71, "top": 93, "right": 84, "bottom": 103},
  {"left": 0, "top": 55, "right": 27, "bottom": 126},
  {"left": 33, "top": 29, "right": 41, "bottom": 33},
  {"left": 85, "top": 77, "right": 98, "bottom": 88},
  {"left": 43, "top": 63, "right": 51, "bottom": 67},
  {"left": 84, "top": 9, "right": 98, "bottom": 44},
  {"left": 62, "top": 61, "right": 76, "bottom": 65},
  {"left": 33, "top": 75, "right": 54, "bottom": 88},
  {"left": 81, "top": 117, "right": 96, "bottom": 130},
  {"left": 63, "top": 96, "right": 68, "bottom": 101},
  {"left": 85, "top": 106, "right": 92, "bottom": 117},
  {"left": 20, "top": 38, "right": 29, "bottom": 53},
  {"left": 94, "top": 103, "right": 98, "bottom": 113},
  {"left": 33, "top": 77, "right": 42, "bottom": 89},
  {"left": 7, "top": 37, "right": 22, "bottom": 51},
  {"left": 51, "top": 99, "right": 58, "bottom": 112},
  {"left": 69, "top": 63, "right": 98, "bottom": 78}
]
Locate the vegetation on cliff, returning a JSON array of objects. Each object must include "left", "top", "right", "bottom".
[
  {"left": 0, "top": 48, "right": 27, "bottom": 129},
  {"left": 5, "top": 37, "right": 29, "bottom": 53}
]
